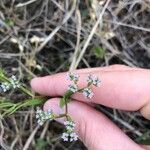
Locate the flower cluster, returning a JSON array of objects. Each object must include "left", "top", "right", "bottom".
[
  {"left": 61, "top": 120, "right": 78, "bottom": 142},
  {"left": 10, "top": 75, "right": 21, "bottom": 89},
  {"left": 0, "top": 82, "right": 10, "bottom": 92},
  {"left": 34, "top": 73, "right": 100, "bottom": 143},
  {"left": 0, "top": 75, "right": 21, "bottom": 93},
  {"left": 82, "top": 87, "right": 94, "bottom": 99},
  {"left": 67, "top": 73, "right": 101, "bottom": 99},
  {"left": 67, "top": 72, "right": 79, "bottom": 83},
  {"left": 87, "top": 75, "right": 101, "bottom": 87},
  {"left": 36, "top": 107, "right": 54, "bottom": 126},
  {"left": 67, "top": 72, "right": 79, "bottom": 93}
]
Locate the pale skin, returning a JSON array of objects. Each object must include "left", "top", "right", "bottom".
[{"left": 31, "top": 65, "right": 150, "bottom": 150}]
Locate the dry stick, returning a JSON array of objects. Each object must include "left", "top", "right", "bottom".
[
  {"left": 101, "top": 107, "right": 142, "bottom": 137},
  {"left": 10, "top": 136, "right": 19, "bottom": 149},
  {"left": 51, "top": 0, "right": 65, "bottom": 12},
  {"left": 36, "top": 0, "right": 77, "bottom": 53},
  {"left": 10, "top": 117, "right": 20, "bottom": 149},
  {"left": 107, "top": 20, "right": 150, "bottom": 32},
  {"left": 40, "top": 122, "right": 49, "bottom": 139},
  {"left": 69, "top": 9, "right": 82, "bottom": 71},
  {"left": 74, "top": 0, "right": 111, "bottom": 69},
  {"left": 68, "top": 9, "right": 81, "bottom": 118},
  {"left": 18, "top": 60, "right": 37, "bottom": 78},
  {"left": 0, "top": 119, "right": 11, "bottom": 150},
  {"left": 23, "top": 125, "right": 40, "bottom": 150},
  {"left": 15, "top": 0, "right": 38, "bottom": 7}
]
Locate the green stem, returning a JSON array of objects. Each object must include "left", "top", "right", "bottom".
[
  {"left": 20, "top": 86, "right": 34, "bottom": 97},
  {"left": 0, "top": 97, "right": 47, "bottom": 117},
  {"left": 65, "top": 99, "right": 68, "bottom": 117},
  {"left": 0, "top": 75, "right": 9, "bottom": 82},
  {"left": 55, "top": 114, "right": 67, "bottom": 119}
]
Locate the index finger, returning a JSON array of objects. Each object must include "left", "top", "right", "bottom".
[{"left": 31, "top": 67, "right": 150, "bottom": 111}]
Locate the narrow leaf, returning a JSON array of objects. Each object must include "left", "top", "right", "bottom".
[{"left": 59, "top": 91, "right": 73, "bottom": 108}]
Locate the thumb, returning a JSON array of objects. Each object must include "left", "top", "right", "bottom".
[{"left": 43, "top": 98, "right": 143, "bottom": 150}]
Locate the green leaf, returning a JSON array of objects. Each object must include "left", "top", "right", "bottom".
[
  {"left": 136, "top": 131, "right": 150, "bottom": 145},
  {"left": 35, "top": 138, "right": 48, "bottom": 150},
  {"left": 0, "top": 102, "right": 14, "bottom": 108},
  {"left": 4, "top": 19, "right": 14, "bottom": 27},
  {"left": 93, "top": 46, "right": 105, "bottom": 58},
  {"left": 0, "top": 68, "right": 5, "bottom": 76},
  {"left": 138, "top": 139, "right": 150, "bottom": 145},
  {"left": 23, "top": 98, "right": 46, "bottom": 107},
  {"left": 19, "top": 86, "right": 34, "bottom": 97},
  {"left": 59, "top": 91, "right": 73, "bottom": 108},
  {"left": 0, "top": 68, "right": 6, "bottom": 81},
  {"left": 0, "top": 98, "right": 46, "bottom": 117},
  {"left": 60, "top": 97, "right": 65, "bottom": 108}
]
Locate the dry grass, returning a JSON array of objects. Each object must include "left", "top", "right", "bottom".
[{"left": 0, "top": 0, "right": 150, "bottom": 149}]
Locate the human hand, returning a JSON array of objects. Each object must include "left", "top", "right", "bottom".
[{"left": 31, "top": 65, "right": 150, "bottom": 150}]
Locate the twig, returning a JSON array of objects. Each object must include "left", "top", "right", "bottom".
[
  {"left": 40, "top": 122, "right": 49, "bottom": 139},
  {"left": 0, "top": 119, "right": 11, "bottom": 150},
  {"left": 100, "top": 107, "right": 142, "bottom": 137},
  {"left": 15, "top": 0, "right": 38, "bottom": 7},
  {"left": 69, "top": 9, "right": 82, "bottom": 71},
  {"left": 107, "top": 20, "right": 150, "bottom": 32},
  {"left": 23, "top": 125, "right": 40, "bottom": 150},
  {"left": 74, "top": 0, "right": 111, "bottom": 69},
  {"left": 36, "top": 0, "right": 77, "bottom": 53}
]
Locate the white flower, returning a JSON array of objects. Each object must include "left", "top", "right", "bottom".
[
  {"left": 92, "top": 77, "right": 101, "bottom": 87},
  {"left": 37, "top": 119, "right": 44, "bottom": 126},
  {"left": 82, "top": 88, "right": 94, "bottom": 99},
  {"left": 70, "top": 132, "right": 78, "bottom": 142},
  {"left": 0, "top": 75, "right": 21, "bottom": 93},
  {"left": 44, "top": 109, "right": 53, "bottom": 120},
  {"left": 10, "top": 75, "right": 21, "bottom": 89},
  {"left": 87, "top": 75, "right": 93, "bottom": 83},
  {"left": 68, "top": 84, "right": 78, "bottom": 93},
  {"left": 64, "top": 121, "right": 75, "bottom": 127},
  {"left": 61, "top": 131, "right": 78, "bottom": 142},
  {"left": 61, "top": 132, "right": 69, "bottom": 141},
  {"left": 67, "top": 72, "right": 79, "bottom": 82},
  {"left": 87, "top": 75, "right": 101, "bottom": 87},
  {"left": 11, "top": 75, "right": 17, "bottom": 81},
  {"left": 64, "top": 120, "right": 75, "bottom": 131},
  {"left": 36, "top": 107, "right": 53, "bottom": 126},
  {"left": 0, "top": 82, "right": 11, "bottom": 92},
  {"left": 62, "top": 120, "right": 78, "bottom": 142}
]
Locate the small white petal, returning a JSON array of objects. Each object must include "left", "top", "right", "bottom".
[
  {"left": 66, "top": 73, "right": 79, "bottom": 82},
  {"left": 82, "top": 88, "right": 94, "bottom": 99}
]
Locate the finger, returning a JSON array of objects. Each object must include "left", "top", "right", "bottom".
[
  {"left": 31, "top": 65, "right": 135, "bottom": 96},
  {"left": 141, "top": 145, "right": 150, "bottom": 150},
  {"left": 31, "top": 68, "right": 150, "bottom": 111},
  {"left": 43, "top": 98, "right": 143, "bottom": 150},
  {"left": 75, "top": 65, "right": 133, "bottom": 73}
]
